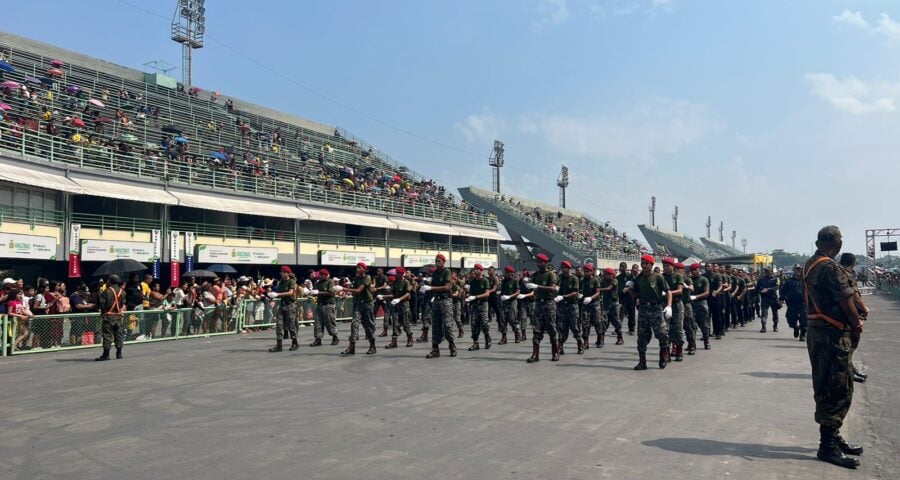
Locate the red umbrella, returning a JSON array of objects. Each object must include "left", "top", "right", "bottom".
[
  {"left": 392, "top": 175, "right": 402, "bottom": 181},
  {"left": 72, "top": 118, "right": 86, "bottom": 128},
  {"left": 50, "top": 59, "right": 65, "bottom": 67},
  {"left": 47, "top": 68, "right": 64, "bottom": 77}
]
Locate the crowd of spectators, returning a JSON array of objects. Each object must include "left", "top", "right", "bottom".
[{"left": 0, "top": 51, "right": 490, "bottom": 223}]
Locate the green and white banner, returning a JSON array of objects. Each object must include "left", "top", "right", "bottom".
[
  {"left": 81, "top": 239, "right": 155, "bottom": 262},
  {"left": 196, "top": 244, "right": 279, "bottom": 264},
  {"left": 0, "top": 233, "right": 57, "bottom": 260}
]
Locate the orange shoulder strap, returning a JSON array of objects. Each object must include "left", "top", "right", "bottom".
[{"left": 803, "top": 257, "right": 845, "bottom": 330}]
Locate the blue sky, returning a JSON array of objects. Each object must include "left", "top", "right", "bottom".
[{"left": 5, "top": 0, "right": 900, "bottom": 255}]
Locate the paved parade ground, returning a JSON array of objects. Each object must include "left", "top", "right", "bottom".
[{"left": 2, "top": 296, "right": 898, "bottom": 480}]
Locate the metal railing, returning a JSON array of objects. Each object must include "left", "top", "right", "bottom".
[
  {"left": 0, "top": 204, "right": 65, "bottom": 226},
  {"left": 169, "top": 221, "right": 296, "bottom": 242},
  {"left": 71, "top": 212, "right": 162, "bottom": 232},
  {"left": 298, "top": 232, "right": 496, "bottom": 254}
]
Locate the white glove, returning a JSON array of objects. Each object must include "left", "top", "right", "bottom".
[
  {"left": 663, "top": 305, "right": 673, "bottom": 319},
  {"left": 525, "top": 282, "right": 538, "bottom": 289},
  {"left": 553, "top": 286, "right": 560, "bottom": 292},
  {"left": 499, "top": 295, "right": 508, "bottom": 301},
  {"left": 464, "top": 284, "right": 470, "bottom": 291},
  {"left": 266, "top": 291, "right": 278, "bottom": 299},
  {"left": 376, "top": 294, "right": 384, "bottom": 301},
  {"left": 420, "top": 285, "right": 432, "bottom": 293},
  {"left": 583, "top": 297, "right": 592, "bottom": 305},
  {"left": 430, "top": 297, "right": 434, "bottom": 303},
  {"left": 522, "top": 277, "right": 530, "bottom": 283},
  {"left": 554, "top": 295, "right": 564, "bottom": 303},
  {"left": 578, "top": 293, "right": 584, "bottom": 299},
  {"left": 690, "top": 295, "right": 697, "bottom": 301},
  {"left": 423, "top": 277, "right": 432, "bottom": 283},
  {"left": 333, "top": 285, "right": 343, "bottom": 293},
  {"left": 309, "top": 289, "right": 319, "bottom": 296},
  {"left": 625, "top": 281, "right": 634, "bottom": 289},
  {"left": 517, "top": 294, "right": 527, "bottom": 300},
  {"left": 390, "top": 298, "right": 400, "bottom": 305},
  {"left": 465, "top": 295, "right": 476, "bottom": 303}
]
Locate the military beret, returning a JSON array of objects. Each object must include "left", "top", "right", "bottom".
[
  {"left": 388, "top": 275, "right": 396, "bottom": 282},
  {"left": 504, "top": 265, "right": 516, "bottom": 273},
  {"left": 318, "top": 268, "right": 330, "bottom": 276},
  {"left": 435, "top": 254, "right": 447, "bottom": 262},
  {"left": 535, "top": 253, "right": 550, "bottom": 262},
  {"left": 641, "top": 254, "right": 655, "bottom": 264},
  {"left": 583, "top": 264, "right": 594, "bottom": 272},
  {"left": 662, "top": 257, "right": 676, "bottom": 266},
  {"left": 356, "top": 262, "right": 367, "bottom": 270},
  {"left": 395, "top": 266, "right": 406, "bottom": 275},
  {"left": 280, "top": 265, "right": 293, "bottom": 273},
  {"left": 604, "top": 267, "right": 616, "bottom": 275},
  {"left": 675, "top": 262, "right": 685, "bottom": 269},
  {"left": 522, "top": 270, "right": 532, "bottom": 276},
  {"left": 560, "top": 260, "right": 573, "bottom": 269},
  {"left": 689, "top": 263, "right": 701, "bottom": 271},
  {"left": 473, "top": 264, "right": 484, "bottom": 271},
  {"left": 817, "top": 225, "right": 842, "bottom": 243}
]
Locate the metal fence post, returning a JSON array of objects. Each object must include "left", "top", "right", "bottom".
[{"left": 2, "top": 314, "right": 7, "bottom": 357}]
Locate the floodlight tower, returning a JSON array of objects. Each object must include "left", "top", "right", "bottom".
[
  {"left": 719, "top": 221, "right": 724, "bottom": 242},
  {"left": 672, "top": 206, "right": 679, "bottom": 232},
  {"left": 741, "top": 238, "right": 748, "bottom": 253},
  {"left": 706, "top": 216, "right": 711, "bottom": 238},
  {"left": 731, "top": 230, "right": 737, "bottom": 248},
  {"left": 171, "top": 0, "right": 206, "bottom": 88},
  {"left": 649, "top": 196, "right": 656, "bottom": 226},
  {"left": 488, "top": 140, "right": 504, "bottom": 193},
  {"left": 557, "top": 165, "right": 569, "bottom": 209}
]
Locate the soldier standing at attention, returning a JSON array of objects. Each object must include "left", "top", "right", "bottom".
[
  {"left": 465, "top": 264, "right": 492, "bottom": 351},
  {"left": 838, "top": 253, "right": 869, "bottom": 384},
  {"left": 268, "top": 266, "right": 298, "bottom": 352},
  {"left": 342, "top": 262, "right": 377, "bottom": 356},
  {"left": 757, "top": 267, "right": 780, "bottom": 333},
  {"left": 378, "top": 267, "right": 413, "bottom": 349},
  {"left": 676, "top": 263, "right": 695, "bottom": 356},
  {"left": 688, "top": 263, "right": 711, "bottom": 350},
  {"left": 555, "top": 261, "right": 583, "bottom": 355},
  {"left": 780, "top": 265, "right": 807, "bottom": 340},
  {"left": 803, "top": 225, "right": 864, "bottom": 469},
  {"left": 661, "top": 258, "right": 685, "bottom": 362},
  {"left": 625, "top": 254, "right": 672, "bottom": 370},
  {"left": 579, "top": 264, "right": 602, "bottom": 349},
  {"left": 498, "top": 266, "right": 521, "bottom": 344},
  {"left": 617, "top": 262, "right": 636, "bottom": 335},
  {"left": 706, "top": 264, "right": 724, "bottom": 340},
  {"left": 309, "top": 268, "right": 340, "bottom": 347},
  {"left": 95, "top": 274, "right": 125, "bottom": 361},
  {"left": 421, "top": 254, "right": 457, "bottom": 358},
  {"left": 374, "top": 268, "right": 391, "bottom": 337},
  {"left": 525, "top": 253, "right": 560, "bottom": 363}
]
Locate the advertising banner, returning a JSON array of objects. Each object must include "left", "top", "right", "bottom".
[
  {"left": 0, "top": 232, "right": 57, "bottom": 260},
  {"left": 196, "top": 244, "right": 279, "bottom": 264},
  {"left": 80, "top": 239, "right": 155, "bottom": 262},
  {"left": 68, "top": 224, "right": 81, "bottom": 278},
  {"left": 319, "top": 250, "right": 376, "bottom": 266}
]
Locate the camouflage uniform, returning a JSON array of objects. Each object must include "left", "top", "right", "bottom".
[
  {"left": 804, "top": 252, "right": 855, "bottom": 429},
  {"left": 429, "top": 267, "right": 455, "bottom": 346},
  {"left": 600, "top": 275, "right": 622, "bottom": 336},
  {"left": 499, "top": 276, "right": 520, "bottom": 339},
  {"left": 556, "top": 273, "right": 581, "bottom": 345},
  {"left": 468, "top": 276, "right": 491, "bottom": 342},
  {"left": 350, "top": 274, "right": 375, "bottom": 343},
  {"left": 391, "top": 277, "right": 412, "bottom": 338},
  {"left": 518, "top": 278, "right": 535, "bottom": 331},
  {"left": 681, "top": 275, "right": 695, "bottom": 346},
  {"left": 580, "top": 274, "right": 602, "bottom": 341},
  {"left": 313, "top": 278, "right": 338, "bottom": 339},
  {"left": 451, "top": 280, "right": 463, "bottom": 333},
  {"left": 374, "top": 273, "right": 390, "bottom": 332},
  {"left": 531, "top": 268, "right": 558, "bottom": 346},
  {"left": 99, "top": 286, "right": 126, "bottom": 349},
  {"left": 275, "top": 277, "right": 298, "bottom": 343},
  {"left": 663, "top": 272, "right": 684, "bottom": 348},
  {"left": 633, "top": 272, "right": 670, "bottom": 355},
  {"left": 691, "top": 274, "right": 711, "bottom": 342}
]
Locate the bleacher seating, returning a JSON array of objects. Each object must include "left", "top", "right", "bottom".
[
  {"left": 0, "top": 35, "right": 494, "bottom": 229},
  {"left": 638, "top": 224, "right": 720, "bottom": 260}
]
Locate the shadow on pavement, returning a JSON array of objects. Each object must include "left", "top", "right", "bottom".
[
  {"left": 642, "top": 437, "right": 816, "bottom": 461},
  {"left": 740, "top": 372, "right": 811, "bottom": 379},
  {"left": 53, "top": 358, "right": 98, "bottom": 362},
  {"left": 769, "top": 344, "right": 806, "bottom": 349}
]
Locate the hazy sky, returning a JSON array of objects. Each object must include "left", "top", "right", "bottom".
[{"left": 4, "top": 0, "right": 899, "bottom": 255}]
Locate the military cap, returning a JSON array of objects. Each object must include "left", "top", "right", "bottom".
[
  {"left": 641, "top": 254, "right": 655, "bottom": 264},
  {"left": 560, "top": 260, "right": 573, "bottom": 269},
  {"left": 535, "top": 253, "right": 550, "bottom": 262},
  {"left": 504, "top": 265, "right": 516, "bottom": 273},
  {"left": 583, "top": 264, "right": 594, "bottom": 272}
]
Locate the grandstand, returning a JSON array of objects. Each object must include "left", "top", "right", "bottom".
[
  {"left": 0, "top": 32, "right": 502, "bottom": 277},
  {"left": 459, "top": 185, "right": 646, "bottom": 269},
  {"left": 637, "top": 223, "right": 721, "bottom": 260},
  {"left": 700, "top": 237, "right": 743, "bottom": 257}
]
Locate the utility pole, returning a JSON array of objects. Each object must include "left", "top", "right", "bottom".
[
  {"left": 557, "top": 165, "right": 569, "bottom": 209},
  {"left": 649, "top": 196, "right": 656, "bottom": 226},
  {"left": 488, "top": 140, "right": 504, "bottom": 193},
  {"left": 672, "top": 205, "right": 679, "bottom": 232}
]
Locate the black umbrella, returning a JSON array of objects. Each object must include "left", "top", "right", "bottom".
[
  {"left": 92, "top": 259, "right": 148, "bottom": 277},
  {"left": 182, "top": 269, "right": 218, "bottom": 279},
  {"left": 206, "top": 264, "right": 237, "bottom": 274},
  {"left": 162, "top": 124, "right": 183, "bottom": 134}
]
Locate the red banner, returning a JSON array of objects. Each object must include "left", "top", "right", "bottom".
[
  {"left": 170, "top": 262, "right": 181, "bottom": 287},
  {"left": 68, "top": 253, "right": 81, "bottom": 278}
]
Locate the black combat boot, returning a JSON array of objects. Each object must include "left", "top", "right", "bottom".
[
  {"left": 760, "top": 322, "right": 767, "bottom": 333},
  {"left": 425, "top": 344, "right": 440, "bottom": 359},
  {"left": 595, "top": 333, "right": 603, "bottom": 348},
  {"left": 674, "top": 344, "right": 683, "bottom": 362},
  {"left": 550, "top": 343, "right": 560, "bottom": 362},
  {"left": 793, "top": 326, "right": 800, "bottom": 338},
  {"left": 799, "top": 329, "right": 806, "bottom": 341},
  {"left": 115, "top": 347, "right": 123, "bottom": 359},
  {"left": 484, "top": 333, "right": 492, "bottom": 350},
  {"left": 704, "top": 337, "right": 711, "bottom": 350},
  {"left": 366, "top": 339, "right": 377, "bottom": 355},
  {"left": 659, "top": 347, "right": 669, "bottom": 369},
  {"left": 378, "top": 326, "right": 388, "bottom": 337},
  {"left": 634, "top": 354, "right": 647, "bottom": 370},
  {"left": 558, "top": 341, "right": 565, "bottom": 355},
  {"left": 834, "top": 429, "right": 864, "bottom": 455},
  {"left": 448, "top": 339, "right": 458, "bottom": 357},
  {"left": 467, "top": 341, "right": 480, "bottom": 351},
  {"left": 498, "top": 333, "right": 508, "bottom": 345},
  {"left": 817, "top": 426, "right": 860, "bottom": 469},
  {"left": 616, "top": 332, "right": 624, "bottom": 345},
  {"left": 309, "top": 338, "right": 322, "bottom": 347},
  {"left": 416, "top": 328, "right": 429, "bottom": 343},
  {"left": 405, "top": 334, "right": 414, "bottom": 347},
  {"left": 582, "top": 335, "right": 590, "bottom": 350},
  {"left": 772, "top": 322, "right": 778, "bottom": 332},
  {"left": 458, "top": 326, "right": 464, "bottom": 338},
  {"left": 521, "top": 329, "right": 527, "bottom": 341},
  {"left": 289, "top": 337, "right": 300, "bottom": 351},
  {"left": 331, "top": 335, "right": 340, "bottom": 346},
  {"left": 268, "top": 340, "right": 283, "bottom": 352},
  {"left": 95, "top": 348, "right": 110, "bottom": 361},
  {"left": 340, "top": 342, "right": 355, "bottom": 356},
  {"left": 385, "top": 337, "right": 398, "bottom": 349},
  {"left": 526, "top": 342, "right": 540, "bottom": 363},
  {"left": 576, "top": 337, "right": 584, "bottom": 354}
]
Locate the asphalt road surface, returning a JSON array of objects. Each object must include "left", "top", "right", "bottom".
[{"left": 2, "top": 295, "right": 897, "bottom": 480}]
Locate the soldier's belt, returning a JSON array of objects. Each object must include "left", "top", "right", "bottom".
[{"left": 536, "top": 298, "right": 554, "bottom": 303}]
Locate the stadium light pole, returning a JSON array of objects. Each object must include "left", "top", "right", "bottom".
[
  {"left": 719, "top": 221, "right": 724, "bottom": 242},
  {"left": 649, "top": 196, "right": 656, "bottom": 227},
  {"left": 557, "top": 166, "right": 569, "bottom": 209},
  {"left": 706, "top": 216, "right": 711, "bottom": 238},
  {"left": 672, "top": 206, "right": 679, "bottom": 232},
  {"left": 741, "top": 238, "right": 748, "bottom": 253},
  {"left": 488, "top": 140, "right": 504, "bottom": 193},
  {"left": 171, "top": 0, "right": 206, "bottom": 88},
  {"left": 731, "top": 230, "right": 737, "bottom": 248}
]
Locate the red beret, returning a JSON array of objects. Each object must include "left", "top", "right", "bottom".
[
  {"left": 356, "top": 262, "right": 367, "bottom": 269},
  {"left": 583, "top": 264, "right": 594, "bottom": 272},
  {"left": 662, "top": 257, "right": 676, "bottom": 266},
  {"left": 504, "top": 266, "right": 516, "bottom": 273},
  {"left": 535, "top": 253, "right": 549, "bottom": 262},
  {"left": 522, "top": 270, "right": 531, "bottom": 276},
  {"left": 560, "top": 260, "right": 572, "bottom": 269},
  {"left": 280, "top": 265, "right": 293, "bottom": 273},
  {"left": 388, "top": 275, "right": 396, "bottom": 282},
  {"left": 689, "top": 263, "right": 701, "bottom": 271},
  {"left": 604, "top": 267, "right": 616, "bottom": 275},
  {"left": 675, "top": 263, "right": 685, "bottom": 269},
  {"left": 473, "top": 264, "right": 484, "bottom": 271},
  {"left": 318, "top": 268, "right": 330, "bottom": 276},
  {"left": 395, "top": 266, "right": 406, "bottom": 275},
  {"left": 435, "top": 254, "right": 446, "bottom": 262},
  {"left": 641, "top": 254, "right": 655, "bottom": 264}
]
